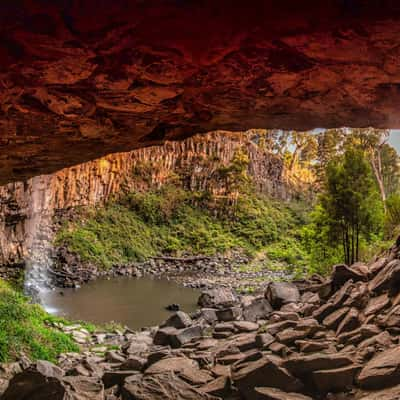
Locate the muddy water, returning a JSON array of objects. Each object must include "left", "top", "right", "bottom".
[{"left": 42, "top": 276, "right": 200, "bottom": 329}]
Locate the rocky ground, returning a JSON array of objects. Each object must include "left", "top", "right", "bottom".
[
  {"left": 2, "top": 243, "right": 400, "bottom": 398},
  {"left": 52, "top": 247, "right": 291, "bottom": 293}
]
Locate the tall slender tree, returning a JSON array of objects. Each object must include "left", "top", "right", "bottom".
[{"left": 320, "top": 149, "right": 382, "bottom": 265}]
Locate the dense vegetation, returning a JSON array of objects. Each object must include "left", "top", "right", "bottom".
[
  {"left": 56, "top": 128, "right": 400, "bottom": 276},
  {"left": 0, "top": 279, "right": 78, "bottom": 362},
  {"left": 56, "top": 185, "right": 310, "bottom": 273}
]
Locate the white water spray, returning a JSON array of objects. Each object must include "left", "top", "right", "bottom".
[{"left": 24, "top": 175, "right": 54, "bottom": 303}]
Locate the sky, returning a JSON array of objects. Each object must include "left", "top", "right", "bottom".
[{"left": 389, "top": 130, "right": 400, "bottom": 153}]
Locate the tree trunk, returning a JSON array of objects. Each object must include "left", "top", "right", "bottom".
[{"left": 370, "top": 148, "right": 387, "bottom": 211}]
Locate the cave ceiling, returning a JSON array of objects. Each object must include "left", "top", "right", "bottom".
[{"left": 1, "top": 0, "right": 400, "bottom": 183}]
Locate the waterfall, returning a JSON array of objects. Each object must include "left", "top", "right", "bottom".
[{"left": 24, "top": 175, "right": 54, "bottom": 303}]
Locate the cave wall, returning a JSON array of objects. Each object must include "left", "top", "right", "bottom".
[
  {"left": 0, "top": 131, "right": 288, "bottom": 266},
  {"left": 2, "top": 1, "right": 400, "bottom": 182}
]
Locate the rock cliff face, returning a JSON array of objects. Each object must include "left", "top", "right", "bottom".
[
  {"left": 0, "top": 131, "right": 287, "bottom": 266},
  {"left": 2, "top": 1, "right": 400, "bottom": 182}
]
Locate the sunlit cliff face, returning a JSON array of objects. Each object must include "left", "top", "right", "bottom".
[{"left": 2, "top": 0, "right": 400, "bottom": 183}]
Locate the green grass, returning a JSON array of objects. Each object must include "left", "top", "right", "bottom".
[
  {"left": 56, "top": 185, "right": 311, "bottom": 271},
  {"left": 0, "top": 279, "right": 79, "bottom": 362}
]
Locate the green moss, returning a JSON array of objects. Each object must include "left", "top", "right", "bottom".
[{"left": 0, "top": 280, "right": 79, "bottom": 362}]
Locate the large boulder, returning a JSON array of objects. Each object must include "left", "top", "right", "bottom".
[
  {"left": 121, "top": 372, "right": 218, "bottom": 399},
  {"left": 242, "top": 297, "right": 273, "bottom": 322},
  {"left": 284, "top": 353, "right": 354, "bottom": 377},
  {"left": 331, "top": 264, "right": 367, "bottom": 288},
  {"left": 198, "top": 288, "right": 237, "bottom": 309},
  {"left": 358, "top": 346, "right": 400, "bottom": 389},
  {"left": 265, "top": 282, "right": 300, "bottom": 309},
  {"left": 161, "top": 311, "right": 192, "bottom": 329},
  {"left": 312, "top": 364, "right": 361, "bottom": 393},
  {"left": 62, "top": 376, "right": 104, "bottom": 400},
  {"left": 369, "top": 260, "right": 400, "bottom": 293},
  {"left": 2, "top": 361, "right": 65, "bottom": 400},
  {"left": 232, "top": 356, "right": 303, "bottom": 399}
]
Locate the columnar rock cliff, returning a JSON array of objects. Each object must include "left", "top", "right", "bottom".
[{"left": 0, "top": 131, "right": 288, "bottom": 266}]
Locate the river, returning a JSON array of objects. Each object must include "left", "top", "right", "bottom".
[{"left": 41, "top": 276, "right": 200, "bottom": 329}]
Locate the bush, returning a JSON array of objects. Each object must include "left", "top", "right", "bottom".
[
  {"left": 56, "top": 186, "right": 310, "bottom": 270},
  {"left": 0, "top": 280, "right": 78, "bottom": 362}
]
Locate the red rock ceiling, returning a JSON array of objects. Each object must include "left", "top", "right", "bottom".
[{"left": 2, "top": 0, "right": 400, "bottom": 183}]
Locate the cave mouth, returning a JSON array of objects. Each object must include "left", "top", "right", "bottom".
[{"left": 4, "top": 1, "right": 400, "bottom": 395}]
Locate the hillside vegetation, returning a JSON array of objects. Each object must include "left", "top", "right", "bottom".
[
  {"left": 56, "top": 185, "right": 310, "bottom": 273},
  {"left": 0, "top": 279, "right": 78, "bottom": 362}
]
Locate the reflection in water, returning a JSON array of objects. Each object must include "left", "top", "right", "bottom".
[{"left": 42, "top": 276, "right": 200, "bottom": 329}]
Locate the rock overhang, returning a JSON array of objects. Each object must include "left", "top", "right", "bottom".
[{"left": 2, "top": 0, "right": 400, "bottom": 182}]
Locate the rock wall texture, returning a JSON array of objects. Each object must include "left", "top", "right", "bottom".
[
  {"left": 2, "top": 1, "right": 400, "bottom": 182},
  {"left": 0, "top": 131, "right": 287, "bottom": 266}
]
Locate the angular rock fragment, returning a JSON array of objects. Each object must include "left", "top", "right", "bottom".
[
  {"left": 161, "top": 311, "right": 192, "bottom": 329},
  {"left": 312, "top": 364, "right": 361, "bottom": 393},
  {"left": 121, "top": 372, "right": 218, "bottom": 399},
  {"left": 265, "top": 282, "right": 300, "bottom": 309},
  {"left": 284, "top": 353, "right": 353, "bottom": 376},
  {"left": 358, "top": 346, "right": 400, "bottom": 389},
  {"left": 254, "top": 387, "right": 313, "bottom": 400},
  {"left": 242, "top": 297, "right": 273, "bottom": 322},
  {"left": 232, "top": 356, "right": 303, "bottom": 398}
]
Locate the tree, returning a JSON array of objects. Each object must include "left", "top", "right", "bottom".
[
  {"left": 343, "top": 128, "right": 398, "bottom": 207},
  {"left": 315, "top": 128, "right": 346, "bottom": 183},
  {"left": 319, "top": 149, "right": 383, "bottom": 265}
]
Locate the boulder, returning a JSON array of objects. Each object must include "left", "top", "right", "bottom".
[
  {"left": 170, "top": 325, "right": 203, "bottom": 347},
  {"left": 322, "top": 307, "right": 350, "bottom": 330},
  {"left": 198, "top": 288, "right": 237, "bottom": 308},
  {"left": 312, "top": 364, "right": 361, "bottom": 393},
  {"left": 242, "top": 297, "right": 273, "bottom": 322},
  {"left": 295, "top": 340, "right": 331, "bottom": 353},
  {"left": 331, "top": 264, "right": 367, "bottom": 288},
  {"left": 105, "top": 350, "right": 126, "bottom": 363},
  {"left": 216, "top": 306, "right": 241, "bottom": 321},
  {"left": 145, "top": 356, "right": 198, "bottom": 376},
  {"left": 358, "top": 346, "right": 400, "bottom": 389},
  {"left": 2, "top": 361, "right": 65, "bottom": 400},
  {"left": 378, "top": 304, "right": 400, "bottom": 328},
  {"left": 254, "top": 387, "right": 313, "bottom": 400},
  {"left": 358, "top": 384, "right": 400, "bottom": 399},
  {"left": 255, "top": 333, "right": 275, "bottom": 349},
  {"left": 103, "top": 371, "right": 140, "bottom": 388},
  {"left": 199, "top": 376, "right": 231, "bottom": 397},
  {"left": 336, "top": 307, "right": 361, "bottom": 335},
  {"left": 154, "top": 324, "right": 203, "bottom": 348},
  {"left": 264, "top": 320, "right": 297, "bottom": 336},
  {"left": 120, "top": 356, "right": 147, "bottom": 371},
  {"left": 369, "top": 260, "right": 400, "bottom": 293},
  {"left": 200, "top": 308, "right": 218, "bottom": 324},
  {"left": 232, "top": 356, "right": 303, "bottom": 399},
  {"left": 161, "top": 311, "right": 192, "bottom": 329},
  {"left": 265, "top": 282, "right": 300, "bottom": 309},
  {"left": 284, "top": 353, "right": 353, "bottom": 376},
  {"left": 153, "top": 326, "right": 178, "bottom": 346},
  {"left": 234, "top": 321, "right": 259, "bottom": 332},
  {"left": 365, "top": 294, "right": 390, "bottom": 316},
  {"left": 121, "top": 372, "right": 219, "bottom": 399},
  {"left": 275, "top": 328, "right": 309, "bottom": 345},
  {"left": 63, "top": 376, "right": 104, "bottom": 400}
]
